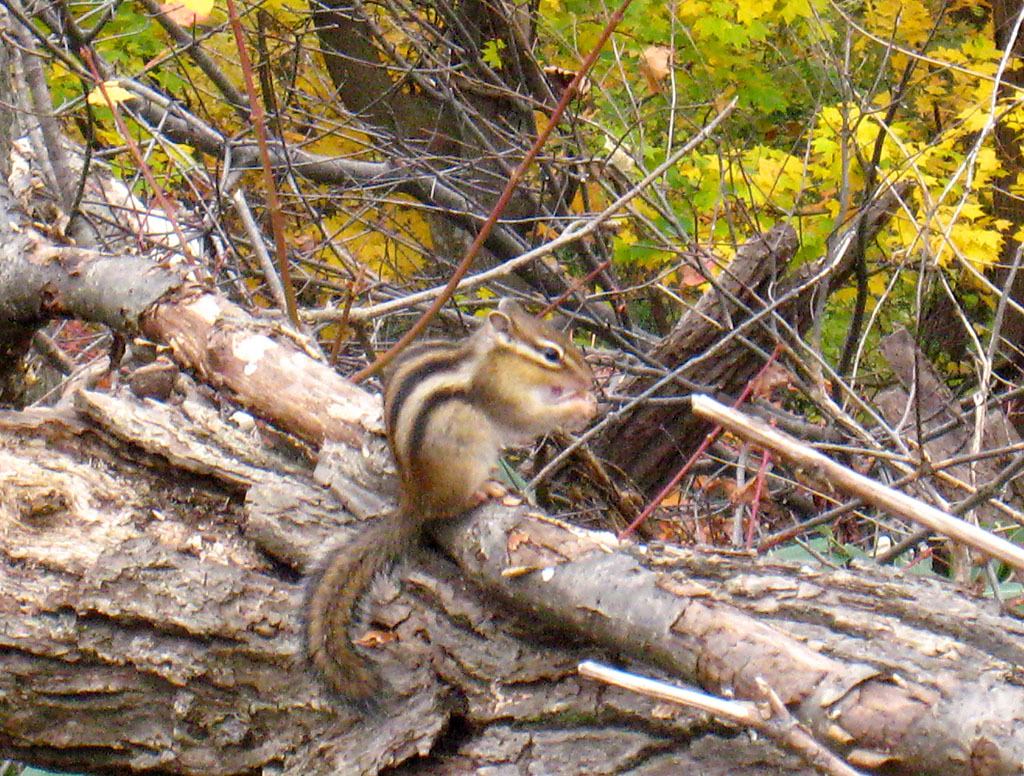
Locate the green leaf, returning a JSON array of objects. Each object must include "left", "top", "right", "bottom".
[{"left": 482, "top": 39, "right": 506, "bottom": 68}]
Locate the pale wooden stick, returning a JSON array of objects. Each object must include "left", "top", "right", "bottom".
[
  {"left": 578, "top": 660, "right": 761, "bottom": 724},
  {"left": 691, "top": 393, "right": 1024, "bottom": 571}
]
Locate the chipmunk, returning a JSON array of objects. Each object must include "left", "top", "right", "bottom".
[{"left": 306, "top": 298, "right": 597, "bottom": 704}]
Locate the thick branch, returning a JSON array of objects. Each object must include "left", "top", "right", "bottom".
[{"left": 4, "top": 383, "right": 1024, "bottom": 776}]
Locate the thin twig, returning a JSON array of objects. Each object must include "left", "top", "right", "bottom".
[
  {"left": 305, "top": 99, "right": 737, "bottom": 326},
  {"left": 224, "top": 0, "right": 299, "bottom": 326}
]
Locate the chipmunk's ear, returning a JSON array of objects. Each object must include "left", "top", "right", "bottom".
[
  {"left": 496, "top": 298, "right": 525, "bottom": 318},
  {"left": 487, "top": 299, "right": 521, "bottom": 338}
]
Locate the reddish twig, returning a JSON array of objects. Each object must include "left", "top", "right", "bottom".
[
  {"left": 745, "top": 446, "right": 773, "bottom": 551},
  {"left": 351, "top": 0, "right": 634, "bottom": 383},
  {"left": 618, "top": 345, "right": 782, "bottom": 540},
  {"left": 224, "top": 0, "right": 299, "bottom": 326},
  {"left": 542, "top": 259, "right": 612, "bottom": 316}
]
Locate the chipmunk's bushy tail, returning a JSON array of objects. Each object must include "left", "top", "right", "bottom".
[{"left": 305, "top": 512, "right": 417, "bottom": 704}]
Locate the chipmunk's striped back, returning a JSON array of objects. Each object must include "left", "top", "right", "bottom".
[{"left": 384, "top": 339, "right": 474, "bottom": 484}]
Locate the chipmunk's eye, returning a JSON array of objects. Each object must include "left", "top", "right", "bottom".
[{"left": 539, "top": 345, "right": 562, "bottom": 364}]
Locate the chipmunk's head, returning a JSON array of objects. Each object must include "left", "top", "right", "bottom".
[{"left": 475, "top": 299, "right": 597, "bottom": 440}]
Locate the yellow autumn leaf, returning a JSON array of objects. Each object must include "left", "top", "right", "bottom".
[
  {"left": 866, "top": 0, "right": 931, "bottom": 47},
  {"left": 955, "top": 225, "right": 1003, "bottom": 272},
  {"left": 736, "top": 0, "right": 774, "bottom": 24},
  {"left": 955, "top": 106, "right": 988, "bottom": 133},
  {"left": 976, "top": 146, "right": 1003, "bottom": 179},
  {"left": 867, "top": 273, "right": 888, "bottom": 296},
  {"left": 323, "top": 194, "right": 433, "bottom": 281},
  {"left": 255, "top": 0, "right": 302, "bottom": 23},
  {"left": 929, "top": 209, "right": 1004, "bottom": 271},
  {"left": 615, "top": 224, "right": 637, "bottom": 248},
  {"left": 679, "top": 0, "right": 709, "bottom": 21},
  {"left": 533, "top": 222, "right": 560, "bottom": 241},
  {"left": 833, "top": 287, "right": 858, "bottom": 304},
  {"left": 92, "top": 127, "right": 123, "bottom": 147},
  {"left": 568, "top": 180, "right": 605, "bottom": 215},
  {"left": 160, "top": 0, "right": 213, "bottom": 27},
  {"left": 1001, "top": 101, "right": 1024, "bottom": 132},
  {"left": 957, "top": 202, "right": 985, "bottom": 221},
  {"left": 534, "top": 110, "right": 551, "bottom": 138},
  {"left": 779, "top": 0, "right": 817, "bottom": 23},
  {"left": 86, "top": 81, "right": 135, "bottom": 106}
]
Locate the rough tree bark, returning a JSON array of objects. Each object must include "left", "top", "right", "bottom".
[{"left": 5, "top": 341, "right": 1024, "bottom": 776}]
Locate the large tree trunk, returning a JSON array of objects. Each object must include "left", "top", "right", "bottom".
[{"left": 990, "top": 0, "right": 1024, "bottom": 369}]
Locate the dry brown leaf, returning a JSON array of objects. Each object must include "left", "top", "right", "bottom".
[
  {"left": 749, "top": 362, "right": 794, "bottom": 401},
  {"left": 639, "top": 45, "right": 673, "bottom": 94}
]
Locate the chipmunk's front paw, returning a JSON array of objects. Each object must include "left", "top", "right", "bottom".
[{"left": 472, "top": 479, "right": 508, "bottom": 505}]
